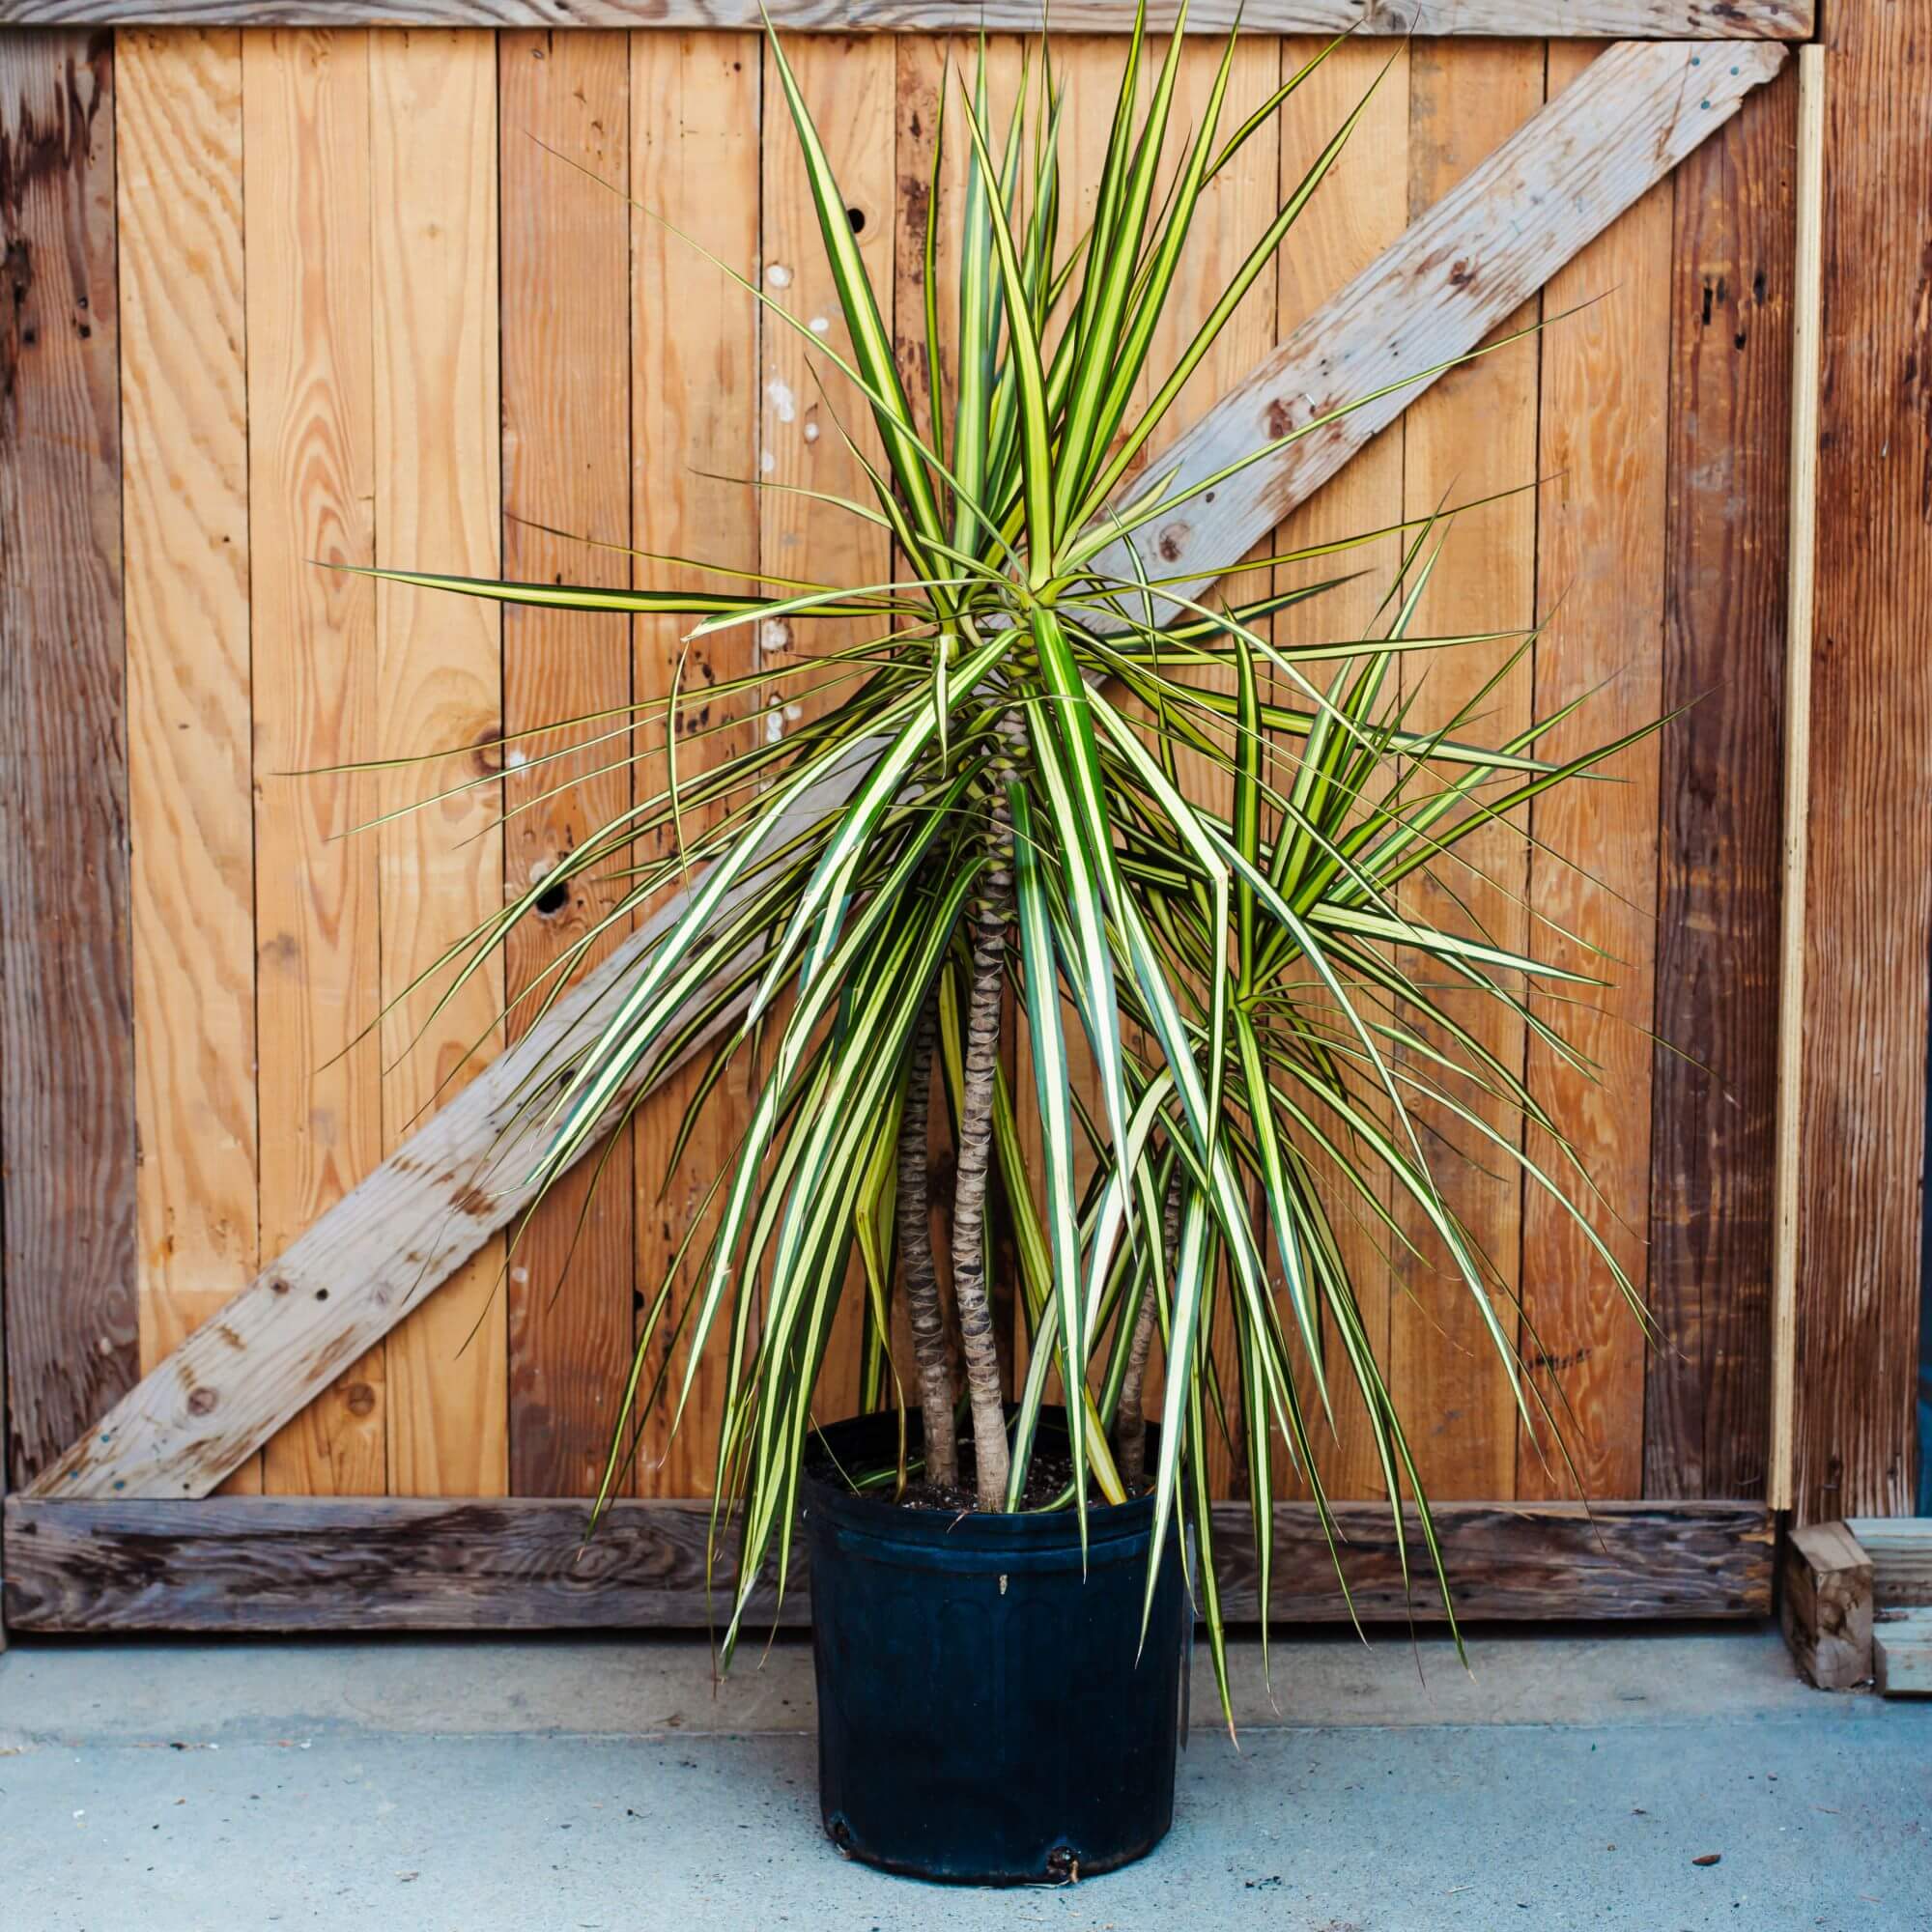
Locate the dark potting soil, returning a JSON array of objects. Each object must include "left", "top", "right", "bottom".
[{"left": 894, "top": 1443, "right": 1078, "bottom": 1513}]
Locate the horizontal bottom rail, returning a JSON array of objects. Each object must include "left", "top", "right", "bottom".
[{"left": 2, "top": 1495, "right": 1772, "bottom": 1634}]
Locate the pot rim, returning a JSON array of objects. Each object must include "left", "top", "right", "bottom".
[{"left": 801, "top": 1406, "right": 1158, "bottom": 1554}]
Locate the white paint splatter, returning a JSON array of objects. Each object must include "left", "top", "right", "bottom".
[
  {"left": 510, "top": 1265, "right": 529, "bottom": 1285},
  {"left": 765, "top": 263, "right": 793, "bottom": 288},
  {"left": 504, "top": 747, "right": 528, "bottom": 770},
  {"left": 809, "top": 315, "right": 831, "bottom": 335},
  {"left": 760, "top": 449, "right": 776, "bottom": 474},
  {"left": 766, "top": 712, "right": 785, "bottom": 745},
  {"left": 783, "top": 702, "right": 804, "bottom": 723},
  {"left": 766, "top": 378, "right": 797, "bottom": 424},
  {"left": 760, "top": 618, "right": 793, "bottom": 655},
  {"left": 803, "top": 421, "right": 820, "bottom": 443}
]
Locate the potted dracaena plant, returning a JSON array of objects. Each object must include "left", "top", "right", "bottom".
[{"left": 356, "top": 8, "right": 1652, "bottom": 1886}]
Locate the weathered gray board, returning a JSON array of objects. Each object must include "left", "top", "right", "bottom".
[
  {"left": 0, "top": 3, "right": 1816, "bottom": 38},
  {"left": 2, "top": 1495, "right": 1774, "bottom": 1631}
]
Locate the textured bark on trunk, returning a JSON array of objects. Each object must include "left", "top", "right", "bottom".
[
  {"left": 950, "top": 776, "right": 1016, "bottom": 1511},
  {"left": 1115, "top": 1165, "right": 1180, "bottom": 1492},
  {"left": 896, "top": 996, "right": 957, "bottom": 1489}
]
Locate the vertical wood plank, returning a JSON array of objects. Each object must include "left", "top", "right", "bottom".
[
  {"left": 1151, "top": 31, "right": 1282, "bottom": 1496},
  {"left": 1389, "top": 40, "right": 1545, "bottom": 1501},
  {"left": 1514, "top": 41, "right": 1669, "bottom": 1503},
  {"left": 116, "top": 26, "right": 260, "bottom": 1492},
  {"left": 746, "top": 30, "right": 895, "bottom": 1439},
  {"left": 890, "top": 32, "right": 1027, "bottom": 1415},
  {"left": 1644, "top": 63, "right": 1793, "bottom": 1503},
  {"left": 245, "top": 26, "right": 386, "bottom": 1495},
  {"left": 370, "top": 26, "right": 506, "bottom": 1498},
  {"left": 1269, "top": 35, "right": 1407, "bottom": 1501},
  {"left": 499, "top": 28, "right": 636, "bottom": 1497},
  {"left": 1792, "top": 0, "right": 1931, "bottom": 1522},
  {"left": 1021, "top": 35, "right": 1108, "bottom": 1413},
  {"left": 0, "top": 28, "right": 137, "bottom": 1487},
  {"left": 630, "top": 28, "right": 761, "bottom": 1493}
]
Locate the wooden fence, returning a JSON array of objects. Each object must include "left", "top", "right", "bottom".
[{"left": 2, "top": 0, "right": 1924, "bottom": 1634}]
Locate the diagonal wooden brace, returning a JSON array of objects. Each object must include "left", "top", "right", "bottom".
[{"left": 27, "top": 36, "right": 1787, "bottom": 1503}]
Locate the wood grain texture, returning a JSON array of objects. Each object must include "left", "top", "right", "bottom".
[
  {"left": 1154, "top": 31, "right": 1284, "bottom": 1500},
  {"left": 0, "top": 1492, "right": 1773, "bottom": 1630},
  {"left": 1873, "top": 1613, "right": 1932, "bottom": 1699},
  {"left": 747, "top": 29, "right": 894, "bottom": 1438},
  {"left": 890, "top": 30, "right": 1028, "bottom": 1406},
  {"left": 370, "top": 26, "right": 507, "bottom": 1497},
  {"left": 1094, "top": 40, "right": 1787, "bottom": 614},
  {"left": 1765, "top": 43, "right": 1821, "bottom": 1515},
  {"left": 628, "top": 27, "right": 762, "bottom": 1495},
  {"left": 0, "top": 27, "right": 137, "bottom": 1487},
  {"left": 116, "top": 26, "right": 260, "bottom": 1492},
  {"left": 243, "top": 26, "right": 386, "bottom": 1496},
  {"left": 498, "top": 28, "right": 636, "bottom": 1497},
  {"left": 1387, "top": 39, "right": 1543, "bottom": 1502},
  {"left": 1643, "top": 58, "right": 1792, "bottom": 1504},
  {"left": 0, "top": 3, "right": 1820, "bottom": 37},
  {"left": 1515, "top": 40, "right": 1669, "bottom": 1503},
  {"left": 1269, "top": 35, "right": 1407, "bottom": 1502},
  {"left": 1790, "top": 0, "right": 1932, "bottom": 1525},
  {"left": 28, "top": 34, "right": 1788, "bottom": 1507},
  {"left": 1846, "top": 1518, "right": 1932, "bottom": 1611},
  {"left": 20, "top": 760, "right": 842, "bottom": 1499},
  {"left": 1778, "top": 1519, "right": 1873, "bottom": 1690}
]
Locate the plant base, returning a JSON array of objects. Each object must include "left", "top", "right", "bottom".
[{"left": 802, "top": 1408, "right": 1186, "bottom": 1886}]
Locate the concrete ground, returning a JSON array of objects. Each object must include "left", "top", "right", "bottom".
[{"left": 1, "top": 1625, "right": 1926, "bottom": 1931}]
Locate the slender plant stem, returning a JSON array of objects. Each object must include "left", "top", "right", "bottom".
[
  {"left": 896, "top": 993, "right": 958, "bottom": 1488},
  {"left": 950, "top": 721, "right": 1020, "bottom": 1510},
  {"left": 1116, "top": 1162, "right": 1179, "bottom": 1492}
]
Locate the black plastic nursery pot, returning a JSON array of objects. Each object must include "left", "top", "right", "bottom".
[{"left": 801, "top": 1407, "right": 1187, "bottom": 1886}]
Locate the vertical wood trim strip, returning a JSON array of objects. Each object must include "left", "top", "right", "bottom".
[
  {"left": 370, "top": 26, "right": 506, "bottom": 1497},
  {"left": 117, "top": 26, "right": 261, "bottom": 1492},
  {"left": 245, "top": 26, "right": 387, "bottom": 1494},
  {"left": 0, "top": 28, "right": 137, "bottom": 1487},
  {"left": 1643, "top": 62, "right": 1793, "bottom": 1502},
  {"left": 1766, "top": 41, "right": 1822, "bottom": 1516},
  {"left": 1515, "top": 40, "right": 1669, "bottom": 1502},
  {"left": 498, "top": 28, "right": 636, "bottom": 1497},
  {"left": 1793, "top": 0, "right": 1929, "bottom": 1522}
]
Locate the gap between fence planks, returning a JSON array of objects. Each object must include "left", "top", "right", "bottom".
[
  {"left": 0, "top": 4, "right": 1818, "bottom": 38},
  {"left": 0, "top": 1494, "right": 1774, "bottom": 1631},
  {"left": 23, "top": 34, "right": 1788, "bottom": 1505}
]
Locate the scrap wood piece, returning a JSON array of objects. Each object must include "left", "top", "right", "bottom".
[
  {"left": 1780, "top": 1520, "right": 1874, "bottom": 1690},
  {"left": 25, "top": 34, "right": 1787, "bottom": 1504},
  {"left": 1873, "top": 1610, "right": 1932, "bottom": 1698},
  {"left": 1846, "top": 1518, "right": 1932, "bottom": 1610}
]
